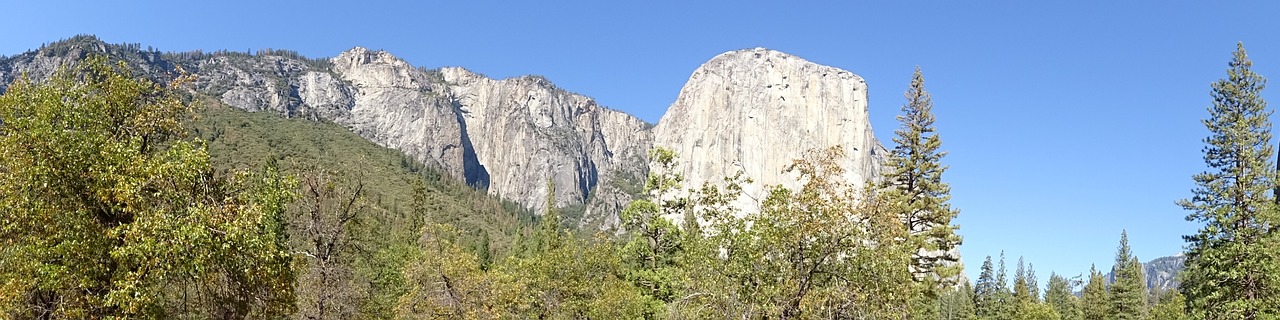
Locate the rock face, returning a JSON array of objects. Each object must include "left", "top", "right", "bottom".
[
  {"left": 0, "top": 38, "right": 888, "bottom": 232},
  {"left": 329, "top": 48, "right": 475, "bottom": 185},
  {"left": 1106, "top": 254, "right": 1185, "bottom": 292},
  {"left": 197, "top": 46, "right": 652, "bottom": 227},
  {"left": 439, "top": 67, "right": 651, "bottom": 226},
  {"left": 653, "top": 48, "right": 886, "bottom": 210}
]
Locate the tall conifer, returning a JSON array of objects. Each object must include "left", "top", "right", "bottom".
[
  {"left": 1045, "top": 272, "right": 1080, "bottom": 320},
  {"left": 974, "top": 256, "right": 999, "bottom": 317},
  {"left": 882, "top": 67, "right": 963, "bottom": 288},
  {"left": 1110, "top": 230, "right": 1147, "bottom": 320},
  {"left": 1081, "top": 265, "right": 1110, "bottom": 320},
  {"left": 1178, "top": 42, "right": 1280, "bottom": 318}
]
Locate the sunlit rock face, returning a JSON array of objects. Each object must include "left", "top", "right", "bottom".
[
  {"left": 653, "top": 47, "right": 887, "bottom": 211},
  {"left": 1, "top": 40, "right": 920, "bottom": 236}
]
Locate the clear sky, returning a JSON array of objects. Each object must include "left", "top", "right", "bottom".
[{"left": 6, "top": 1, "right": 1280, "bottom": 288}]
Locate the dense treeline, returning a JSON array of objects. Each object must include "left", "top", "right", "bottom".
[
  {"left": 963, "top": 231, "right": 1186, "bottom": 320},
  {"left": 2, "top": 42, "right": 1278, "bottom": 319}
]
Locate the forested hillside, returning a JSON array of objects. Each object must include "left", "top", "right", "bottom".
[{"left": 2, "top": 38, "right": 1279, "bottom": 319}]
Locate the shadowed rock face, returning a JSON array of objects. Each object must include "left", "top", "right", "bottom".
[
  {"left": 438, "top": 66, "right": 652, "bottom": 227},
  {"left": 654, "top": 48, "right": 887, "bottom": 212}
]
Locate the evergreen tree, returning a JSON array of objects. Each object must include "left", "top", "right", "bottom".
[
  {"left": 993, "top": 252, "right": 1016, "bottom": 319},
  {"left": 940, "top": 282, "right": 977, "bottom": 320},
  {"left": 1080, "top": 265, "right": 1110, "bottom": 320},
  {"left": 1178, "top": 42, "right": 1280, "bottom": 319},
  {"left": 1109, "top": 230, "right": 1147, "bottom": 320},
  {"left": 1014, "top": 257, "right": 1031, "bottom": 303},
  {"left": 1016, "top": 301, "right": 1062, "bottom": 320},
  {"left": 618, "top": 148, "right": 689, "bottom": 314},
  {"left": 1147, "top": 289, "right": 1188, "bottom": 320},
  {"left": 1045, "top": 272, "right": 1081, "bottom": 320},
  {"left": 536, "top": 180, "right": 564, "bottom": 252},
  {"left": 974, "top": 255, "right": 1000, "bottom": 318},
  {"left": 1026, "top": 263, "right": 1040, "bottom": 303},
  {"left": 882, "top": 67, "right": 963, "bottom": 289}
]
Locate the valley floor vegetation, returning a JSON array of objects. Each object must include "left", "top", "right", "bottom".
[{"left": 1, "top": 43, "right": 1278, "bottom": 319}]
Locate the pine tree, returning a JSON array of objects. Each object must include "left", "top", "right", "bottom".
[
  {"left": 1014, "top": 257, "right": 1032, "bottom": 303},
  {"left": 1178, "top": 42, "right": 1280, "bottom": 319},
  {"left": 1045, "top": 272, "right": 1081, "bottom": 320},
  {"left": 882, "top": 67, "right": 963, "bottom": 289},
  {"left": 1147, "top": 289, "right": 1187, "bottom": 320},
  {"left": 974, "top": 255, "right": 1000, "bottom": 317},
  {"left": 1026, "top": 263, "right": 1039, "bottom": 303},
  {"left": 619, "top": 148, "right": 688, "bottom": 310},
  {"left": 536, "top": 180, "right": 564, "bottom": 252},
  {"left": 1080, "top": 265, "right": 1110, "bottom": 320},
  {"left": 1109, "top": 230, "right": 1147, "bottom": 320},
  {"left": 940, "top": 282, "right": 976, "bottom": 320},
  {"left": 993, "top": 252, "right": 1016, "bottom": 320}
]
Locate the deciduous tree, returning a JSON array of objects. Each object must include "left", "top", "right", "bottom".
[{"left": 0, "top": 56, "right": 296, "bottom": 319}]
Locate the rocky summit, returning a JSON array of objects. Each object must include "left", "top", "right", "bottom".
[
  {"left": 0, "top": 37, "right": 887, "bottom": 229},
  {"left": 654, "top": 48, "right": 886, "bottom": 212}
]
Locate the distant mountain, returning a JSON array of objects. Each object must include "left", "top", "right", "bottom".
[
  {"left": 0, "top": 35, "right": 650, "bottom": 230},
  {"left": 0, "top": 36, "right": 896, "bottom": 235},
  {"left": 1105, "top": 254, "right": 1184, "bottom": 292},
  {"left": 1141, "top": 254, "right": 1185, "bottom": 291}
]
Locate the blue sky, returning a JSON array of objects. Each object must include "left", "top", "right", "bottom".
[{"left": 5, "top": 1, "right": 1279, "bottom": 288}]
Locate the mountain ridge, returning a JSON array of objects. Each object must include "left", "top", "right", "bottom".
[
  {"left": 1103, "top": 254, "right": 1185, "bottom": 292},
  {"left": 0, "top": 35, "right": 886, "bottom": 230}
]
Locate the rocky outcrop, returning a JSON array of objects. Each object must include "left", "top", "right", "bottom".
[
  {"left": 653, "top": 48, "right": 886, "bottom": 211},
  {"left": 0, "top": 38, "right": 890, "bottom": 232},
  {"left": 329, "top": 48, "right": 475, "bottom": 184},
  {"left": 158, "top": 45, "right": 653, "bottom": 224},
  {"left": 442, "top": 67, "right": 651, "bottom": 226},
  {"left": 0, "top": 35, "right": 172, "bottom": 93},
  {"left": 1106, "top": 254, "right": 1185, "bottom": 292}
]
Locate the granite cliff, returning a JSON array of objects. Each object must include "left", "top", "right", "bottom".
[
  {"left": 653, "top": 48, "right": 886, "bottom": 212},
  {"left": 1105, "top": 254, "right": 1185, "bottom": 292},
  {"left": 0, "top": 36, "right": 887, "bottom": 230}
]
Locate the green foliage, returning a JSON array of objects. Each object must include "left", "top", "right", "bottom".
[
  {"left": 398, "top": 180, "right": 650, "bottom": 319},
  {"left": 1148, "top": 289, "right": 1188, "bottom": 320},
  {"left": 190, "top": 97, "right": 537, "bottom": 319},
  {"left": 1015, "top": 257, "right": 1033, "bottom": 303},
  {"left": 1016, "top": 300, "right": 1062, "bottom": 320},
  {"left": 535, "top": 180, "right": 566, "bottom": 253},
  {"left": 1109, "top": 230, "right": 1148, "bottom": 320},
  {"left": 974, "top": 255, "right": 1001, "bottom": 318},
  {"left": 618, "top": 148, "right": 690, "bottom": 315},
  {"left": 497, "top": 233, "right": 650, "bottom": 319},
  {"left": 993, "top": 253, "right": 1016, "bottom": 320},
  {"left": 679, "top": 147, "right": 915, "bottom": 319},
  {"left": 396, "top": 223, "right": 525, "bottom": 319},
  {"left": 882, "top": 66, "right": 963, "bottom": 289},
  {"left": 939, "top": 283, "right": 977, "bottom": 320},
  {"left": 1178, "top": 42, "right": 1280, "bottom": 319},
  {"left": 0, "top": 56, "right": 295, "bottom": 318},
  {"left": 1081, "top": 265, "right": 1110, "bottom": 320},
  {"left": 1045, "top": 272, "right": 1081, "bottom": 320}
]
